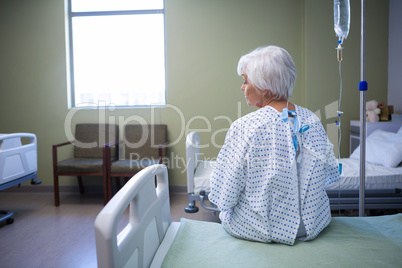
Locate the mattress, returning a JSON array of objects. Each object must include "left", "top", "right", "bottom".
[
  {"left": 161, "top": 214, "right": 402, "bottom": 267},
  {"left": 193, "top": 158, "right": 402, "bottom": 193},
  {"left": 326, "top": 158, "right": 402, "bottom": 190}
]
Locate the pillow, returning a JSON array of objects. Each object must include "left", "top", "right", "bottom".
[{"left": 350, "top": 129, "right": 402, "bottom": 168}]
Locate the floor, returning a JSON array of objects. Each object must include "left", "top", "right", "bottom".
[
  {"left": 0, "top": 191, "right": 400, "bottom": 268},
  {"left": 0, "top": 191, "right": 219, "bottom": 268}
]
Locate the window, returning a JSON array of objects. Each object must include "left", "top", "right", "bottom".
[{"left": 67, "top": 0, "right": 166, "bottom": 108}]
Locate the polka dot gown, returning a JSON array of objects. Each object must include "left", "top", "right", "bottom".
[{"left": 209, "top": 105, "right": 340, "bottom": 245}]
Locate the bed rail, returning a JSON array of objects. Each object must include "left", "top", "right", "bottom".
[
  {"left": 95, "top": 164, "right": 170, "bottom": 268},
  {"left": 0, "top": 133, "right": 37, "bottom": 187}
]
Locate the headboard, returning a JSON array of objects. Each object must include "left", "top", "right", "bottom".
[
  {"left": 186, "top": 131, "right": 202, "bottom": 193},
  {"left": 94, "top": 165, "right": 170, "bottom": 268},
  {"left": 0, "top": 133, "right": 37, "bottom": 186}
]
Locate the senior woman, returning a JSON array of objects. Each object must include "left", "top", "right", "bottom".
[{"left": 209, "top": 46, "right": 340, "bottom": 245}]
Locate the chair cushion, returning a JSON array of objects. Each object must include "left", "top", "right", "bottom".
[
  {"left": 73, "top": 124, "right": 118, "bottom": 158},
  {"left": 110, "top": 159, "right": 160, "bottom": 174},
  {"left": 57, "top": 158, "right": 104, "bottom": 173}
]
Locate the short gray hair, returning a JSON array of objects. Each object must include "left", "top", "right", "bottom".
[{"left": 237, "top": 46, "right": 297, "bottom": 100}]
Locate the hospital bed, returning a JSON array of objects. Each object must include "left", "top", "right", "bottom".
[
  {"left": 184, "top": 130, "right": 402, "bottom": 213},
  {"left": 0, "top": 133, "right": 39, "bottom": 224},
  {"left": 95, "top": 164, "right": 402, "bottom": 268}
]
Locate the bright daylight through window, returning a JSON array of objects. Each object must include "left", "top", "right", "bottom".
[{"left": 67, "top": 0, "right": 166, "bottom": 108}]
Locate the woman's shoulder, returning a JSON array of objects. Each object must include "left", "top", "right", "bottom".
[
  {"left": 295, "top": 105, "right": 321, "bottom": 125},
  {"left": 233, "top": 108, "right": 277, "bottom": 129},
  {"left": 227, "top": 108, "right": 277, "bottom": 142}
]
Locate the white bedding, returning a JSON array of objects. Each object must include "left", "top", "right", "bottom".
[
  {"left": 193, "top": 158, "right": 402, "bottom": 193},
  {"left": 161, "top": 215, "right": 402, "bottom": 268},
  {"left": 326, "top": 158, "right": 402, "bottom": 190},
  {"left": 349, "top": 128, "right": 402, "bottom": 168}
]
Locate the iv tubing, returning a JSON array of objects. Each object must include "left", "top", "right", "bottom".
[
  {"left": 337, "top": 53, "right": 343, "bottom": 216},
  {"left": 338, "top": 61, "right": 342, "bottom": 160}
]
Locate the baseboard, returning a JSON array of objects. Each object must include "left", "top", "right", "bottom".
[
  {"left": 2, "top": 185, "right": 103, "bottom": 194},
  {"left": 2, "top": 184, "right": 188, "bottom": 194}
]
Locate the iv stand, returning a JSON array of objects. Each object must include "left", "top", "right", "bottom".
[{"left": 359, "top": 0, "right": 367, "bottom": 217}]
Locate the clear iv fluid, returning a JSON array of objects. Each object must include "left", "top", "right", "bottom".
[{"left": 334, "top": 0, "right": 350, "bottom": 43}]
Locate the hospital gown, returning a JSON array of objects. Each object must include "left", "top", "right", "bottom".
[{"left": 209, "top": 105, "right": 340, "bottom": 245}]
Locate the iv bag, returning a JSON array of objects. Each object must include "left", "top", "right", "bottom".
[{"left": 334, "top": 0, "right": 350, "bottom": 43}]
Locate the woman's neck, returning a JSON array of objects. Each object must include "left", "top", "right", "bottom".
[{"left": 262, "top": 98, "right": 295, "bottom": 112}]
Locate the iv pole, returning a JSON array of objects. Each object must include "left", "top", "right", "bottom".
[{"left": 359, "top": 0, "right": 367, "bottom": 217}]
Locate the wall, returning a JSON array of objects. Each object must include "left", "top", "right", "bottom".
[
  {"left": 0, "top": 0, "right": 389, "bottom": 190},
  {"left": 388, "top": 0, "right": 402, "bottom": 114}
]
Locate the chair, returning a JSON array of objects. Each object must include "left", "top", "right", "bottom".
[
  {"left": 105, "top": 124, "right": 168, "bottom": 201},
  {"left": 52, "top": 123, "right": 119, "bottom": 206}
]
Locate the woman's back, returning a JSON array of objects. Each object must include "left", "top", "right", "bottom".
[{"left": 209, "top": 105, "right": 340, "bottom": 245}]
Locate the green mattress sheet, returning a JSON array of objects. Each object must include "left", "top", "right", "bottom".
[{"left": 162, "top": 214, "right": 402, "bottom": 268}]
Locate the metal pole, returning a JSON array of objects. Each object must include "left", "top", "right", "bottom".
[{"left": 359, "top": 0, "right": 366, "bottom": 217}]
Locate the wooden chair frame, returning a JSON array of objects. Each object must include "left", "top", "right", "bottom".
[{"left": 52, "top": 139, "right": 118, "bottom": 206}]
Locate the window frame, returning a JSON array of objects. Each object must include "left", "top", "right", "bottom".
[{"left": 66, "top": 0, "right": 167, "bottom": 109}]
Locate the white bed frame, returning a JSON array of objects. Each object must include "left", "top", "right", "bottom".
[
  {"left": 95, "top": 165, "right": 177, "bottom": 268},
  {"left": 327, "top": 160, "right": 402, "bottom": 210},
  {"left": 184, "top": 131, "right": 402, "bottom": 213},
  {"left": 0, "top": 133, "right": 37, "bottom": 187},
  {"left": 0, "top": 133, "right": 38, "bottom": 224},
  {"left": 184, "top": 131, "right": 218, "bottom": 213}
]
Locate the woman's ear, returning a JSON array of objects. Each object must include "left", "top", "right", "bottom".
[{"left": 262, "top": 89, "right": 272, "bottom": 98}]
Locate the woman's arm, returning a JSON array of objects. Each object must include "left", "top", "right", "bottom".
[{"left": 209, "top": 121, "right": 249, "bottom": 211}]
